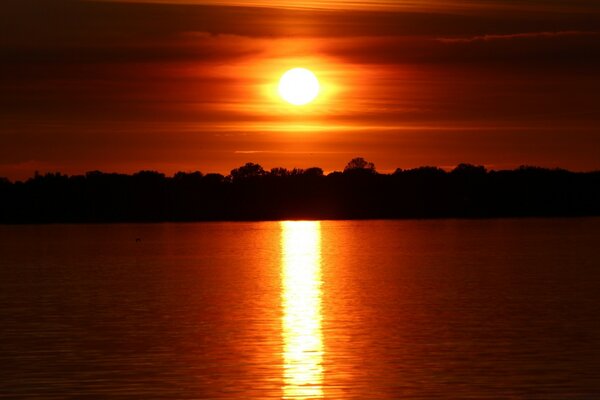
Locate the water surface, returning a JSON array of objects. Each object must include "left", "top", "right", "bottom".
[{"left": 1, "top": 219, "right": 599, "bottom": 398}]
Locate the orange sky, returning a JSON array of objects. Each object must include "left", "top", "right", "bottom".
[{"left": 1, "top": 0, "right": 599, "bottom": 179}]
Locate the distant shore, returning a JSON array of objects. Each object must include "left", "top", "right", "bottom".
[{"left": 1, "top": 161, "right": 599, "bottom": 223}]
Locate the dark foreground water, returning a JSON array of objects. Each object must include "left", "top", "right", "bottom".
[{"left": 1, "top": 219, "right": 599, "bottom": 399}]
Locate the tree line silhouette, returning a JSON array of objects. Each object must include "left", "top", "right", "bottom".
[{"left": 1, "top": 158, "right": 599, "bottom": 223}]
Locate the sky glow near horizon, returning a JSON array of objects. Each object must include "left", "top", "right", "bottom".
[{"left": 0, "top": 0, "right": 599, "bottom": 179}]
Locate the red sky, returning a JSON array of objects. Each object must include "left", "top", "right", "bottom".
[{"left": 1, "top": 0, "right": 599, "bottom": 179}]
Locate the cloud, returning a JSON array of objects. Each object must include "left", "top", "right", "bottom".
[
  {"left": 4, "top": 0, "right": 600, "bottom": 46},
  {"left": 93, "top": 0, "right": 600, "bottom": 14},
  {"left": 315, "top": 32, "right": 600, "bottom": 66},
  {"left": 437, "top": 30, "right": 599, "bottom": 43}
]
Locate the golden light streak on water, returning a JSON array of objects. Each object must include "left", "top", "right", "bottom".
[{"left": 280, "top": 221, "right": 324, "bottom": 399}]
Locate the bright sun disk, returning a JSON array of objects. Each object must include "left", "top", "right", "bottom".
[{"left": 278, "top": 68, "right": 320, "bottom": 106}]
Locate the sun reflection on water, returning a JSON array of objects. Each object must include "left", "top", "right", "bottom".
[{"left": 281, "top": 221, "right": 324, "bottom": 399}]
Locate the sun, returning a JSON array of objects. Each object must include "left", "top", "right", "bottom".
[{"left": 278, "top": 68, "right": 320, "bottom": 106}]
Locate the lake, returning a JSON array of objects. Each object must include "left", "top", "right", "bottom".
[{"left": 1, "top": 219, "right": 599, "bottom": 398}]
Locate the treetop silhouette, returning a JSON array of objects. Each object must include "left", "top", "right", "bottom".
[{"left": 0, "top": 159, "right": 598, "bottom": 223}]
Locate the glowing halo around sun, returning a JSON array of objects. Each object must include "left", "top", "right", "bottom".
[{"left": 278, "top": 68, "right": 320, "bottom": 106}]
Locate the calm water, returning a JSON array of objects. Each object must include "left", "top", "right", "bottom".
[{"left": 1, "top": 219, "right": 599, "bottom": 399}]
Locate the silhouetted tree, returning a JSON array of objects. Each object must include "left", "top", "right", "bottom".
[
  {"left": 173, "top": 171, "right": 203, "bottom": 181},
  {"left": 203, "top": 173, "right": 226, "bottom": 184},
  {"left": 452, "top": 163, "right": 486, "bottom": 176},
  {"left": 270, "top": 167, "right": 289, "bottom": 177},
  {"left": 0, "top": 160, "right": 599, "bottom": 223},
  {"left": 230, "top": 163, "right": 266, "bottom": 181},
  {"left": 403, "top": 166, "right": 446, "bottom": 176},
  {"left": 303, "top": 167, "right": 324, "bottom": 177},
  {"left": 344, "top": 157, "right": 376, "bottom": 173}
]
